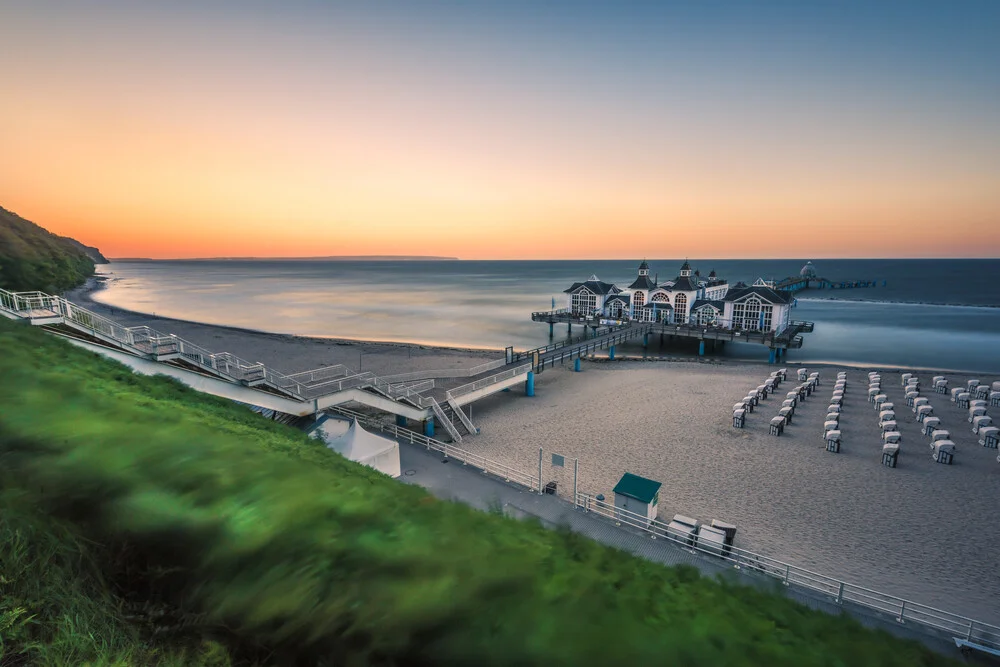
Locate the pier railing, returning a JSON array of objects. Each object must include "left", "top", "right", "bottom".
[
  {"left": 446, "top": 363, "right": 532, "bottom": 401},
  {"left": 575, "top": 493, "right": 1000, "bottom": 651}
]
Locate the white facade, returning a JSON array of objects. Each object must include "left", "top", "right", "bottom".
[{"left": 561, "top": 262, "right": 792, "bottom": 333}]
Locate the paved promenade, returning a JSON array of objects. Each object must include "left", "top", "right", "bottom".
[{"left": 396, "top": 441, "right": 962, "bottom": 658}]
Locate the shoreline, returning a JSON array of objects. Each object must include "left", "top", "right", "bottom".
[{"left": 73, "top": 275, "right": 988, "bottom": 377}]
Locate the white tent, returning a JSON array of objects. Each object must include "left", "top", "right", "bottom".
[{"left": 308, "top": 415, "right": 401, "bottom": 478}]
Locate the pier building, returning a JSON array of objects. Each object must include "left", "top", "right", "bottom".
[{"left": 537, "top": 260, "right": 813, "bottom": 360}]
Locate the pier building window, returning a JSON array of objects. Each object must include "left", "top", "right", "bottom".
[
  {"left": 732, "top": 297, "right": 773, "bottom": 330},
  {"left": 696, "top": 308, "right": 718, "bottom": 326},
  {"left": 650, "top": 292, "right": 669, "bottom": 303},
  {"left": 674, "top": 293, "right": 688, "bottom": 324},
  {"left": 571, "top": 290, "right": 597, "bottom": 315},
  {"left": 608, "top": 301, "right": 624, "bottom": 319},
  {"left": 633, "top": 291, "right": 645, "bottom": 307}
]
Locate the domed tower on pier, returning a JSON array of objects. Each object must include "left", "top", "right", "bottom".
[{"left": 800, "top": 261, "right": 817, "bottom": 278}]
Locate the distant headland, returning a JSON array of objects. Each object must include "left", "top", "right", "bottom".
[{"left": 108, "top": 255, "right": 460, "bottom": 262}]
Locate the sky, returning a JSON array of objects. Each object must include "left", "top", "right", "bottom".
[{"left": 1, "top": 1, "right": 998, "bottom": 260}]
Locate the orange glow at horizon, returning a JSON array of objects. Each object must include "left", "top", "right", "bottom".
[{"left": 2, "top": 4, "right": 998, "bottom": 260}]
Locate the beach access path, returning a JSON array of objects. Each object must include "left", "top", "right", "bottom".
[{"left": 396, "top": 440, "right": 961, "bottom": 657}]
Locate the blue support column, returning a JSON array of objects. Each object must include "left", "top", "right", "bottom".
[
  {"left": 609, "top": 345, "right": 615, "bottom": 360},
  {"left": 549, "top": 322, "right": 554, "bottom": 337},
  {"left": 769, "top": 348, "right": 776, "bottom": 364},
  {"left": 396, "top": 414, "right": 407, "bottom": 427},
  {"left": 525, "top": 371, "right": 535, "bottom": 397},
  {"left": 574, "top": 358, "right": 581, "bottom": 372},
  {"left": 643, "top": 333, "right": 648, "bottom": 348},
  {"left": 699, "top": 340, "right": 705, "bottom": 356},
  {"left": 568, "top": 322, "right": 572, "bottom": 334},
  {"left": 424, "top": 417, "right": 435, "bottom": 438}
]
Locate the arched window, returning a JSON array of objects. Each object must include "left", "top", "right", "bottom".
[
  {"left": 633, "top": 291, "right": 645, "bottom": 307},
  {"left": 650, "top": 292, "right": 670, "bottom": 303},
  {"left": 608, "top": 301, "right": 623, "bottom": 319},
  {"left": 674, "top": 293, "right": 687, "bottom": 324}
]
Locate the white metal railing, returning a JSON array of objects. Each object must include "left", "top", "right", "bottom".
[
  {"left": 447, "top": 397, "right": 477, "bottom": 434},
  {"left": 429, "top": 397, "right": 462, "bottom": 442},
  {"left": 329, "top": 406, "right": 538, "bottom": 490},
  {"left": 446, "top": 364, "right": 532, "bottom": 400},
  {"left": 285, "top": 365, "right": 353, "bottom": 383},
  {"left": 379, "top": 357, "right": 509, "bottom": 383},
  {"left": 575, "top": 493, "right": 1000, "bottom": 650}
]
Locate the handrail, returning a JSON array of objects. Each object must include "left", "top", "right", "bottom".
[
  {"left": 446, "top": 364, "right": 532, "bottom": 400},
  {"left": 429, "top": 397, "right": 462, "bottom": 442},
  {"left": 447, "top": 397, "right": 477, "bottom": 434},
  {"left": 576, "top": 493, "right": 1000, "bottom": 649}
]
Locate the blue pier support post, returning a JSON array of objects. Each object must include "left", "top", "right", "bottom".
[
  {"left": 549, "top": 322, "right": 554, "bottom": 337},
  {"left": 525, "top": 371, "right": 535, "bottom": 397},
  {"left": 643, "top": 333, "right": 648, "bottom": 348},
  {"left": 609, "top": 345, "right": 615, "bottom": 360},
  {"left": 568, "top": 322, "right": 572, "bottom": 335},
  {"left": 396, "top": 415, "right": 407, "bottom": 427},
  {"left": 574, "top": 357, "right": 581, "bottom": 372},
  {"left": 769, "top": 348, "right": 776, "bottom": 364},
  {"left": 424, "top": 417, "right": 435, "bottom": 438},
  {"left": 699, "top": 340, "right": 705, "bottom": 356}
]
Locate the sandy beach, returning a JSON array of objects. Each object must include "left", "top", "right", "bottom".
[
  {"left": 462, "top": 361, "right": 1000, "bottom": 624},
  {"left": 66, "top": 276, "right": 1000, "bottom": 625}
]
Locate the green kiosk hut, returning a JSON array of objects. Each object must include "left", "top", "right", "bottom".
[{"left": 613, "top": 472, "right": 661, "bottom": 523}]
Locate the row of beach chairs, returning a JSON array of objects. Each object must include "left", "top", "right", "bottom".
[
  {"left": 733, "top": 368, "right": 788, "bottom": 429},
  {"left": 823, "top": 371, "right": 847, "bottom": 452},
  {"left": 769, "top": 369, "right": 820, "bottom": 436}
]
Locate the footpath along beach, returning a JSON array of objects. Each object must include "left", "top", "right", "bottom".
[{"left": 67, "top": 277, "right": 1000, "bottom": 626}]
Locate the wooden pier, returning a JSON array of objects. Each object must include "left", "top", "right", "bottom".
[
  {"left": 530, "top": 309, "right": 813, "bottom": 361},
  {"left": 775, "top": 276, "right": 883, "bottom": 293}
]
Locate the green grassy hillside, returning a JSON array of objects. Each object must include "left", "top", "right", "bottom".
[
  {"left": 0, "top": 318, "right": 957, "bottom": 666},
  {"left": 0, "top": 206, "right": 98, "bottom": 292}
]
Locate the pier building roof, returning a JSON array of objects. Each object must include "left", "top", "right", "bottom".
[
  {"left": 613, "top": 472, "right": 662, "bottom": 504},
  {"left": 563, "top": 276, "right": 620, "bottom": 295},
  {"left": 724, "top": 285, "right": 794, "bottom": 304},
  {"left": 606, "top": 293, "right": 631, "bottom": 304},
  {"left": 627, "top": 274, "right": 657, "bottom": 290},
  {"left": 692, "top": 299, "right": 725, "bottom": 312},
  {"left": 670, "top": 275, "right": 699, "bottom": 291}
]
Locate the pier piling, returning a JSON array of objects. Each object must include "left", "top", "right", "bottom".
[
  {"left": 424, "top": 417, "right": 435, "bottom": 438},
  {"left": 769, "top": 348, "right": 776, "bottom": 364},
  {"left": 609, "top": 345, "right": 616, "bottom": 360},
  {"left": 525, "top": 371, "right": 535, "bottom": 397},
  {"left": 574, "top": 358, "right": 581, "bottom": 372},
  {"left": 698, "top": 340, "right": 705, "bottom": 356}
]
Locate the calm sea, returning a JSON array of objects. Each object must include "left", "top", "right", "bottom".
[{"left": 93, "top": 259, "right": 1000, "bottom": 372}]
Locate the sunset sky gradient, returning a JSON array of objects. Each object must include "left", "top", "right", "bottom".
[{"left": 2, "top": 1, "right": 998, "bottom": 259}]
